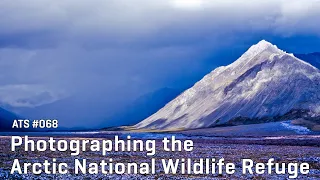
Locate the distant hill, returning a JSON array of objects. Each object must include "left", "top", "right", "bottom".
[
  {"left": 13, "top": 95, "right": 123, "bottom": 129},
  {"left": 0, "top": 107, "right": 20, "bottom": 131},
  {"left": 102, "top": 88, "right": 181, "bottom": 127}
]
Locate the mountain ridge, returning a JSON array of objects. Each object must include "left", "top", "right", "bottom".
[
  {"left": 135, "top": 40, "right": 320, "bottom": 130},
  {"left": 0, "top": 107, "right": 21, "bottom": 131}
]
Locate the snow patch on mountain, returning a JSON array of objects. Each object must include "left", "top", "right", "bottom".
[{"left": 280, "top": 121, "right": 311, "bottom": 134}]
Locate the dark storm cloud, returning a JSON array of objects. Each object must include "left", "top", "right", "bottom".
[
  {"left": 1, "top": 0, "right": 319, "bottom": 48},
  {"left": 0, "top": 0, "right": 319, "bottom": 127}
]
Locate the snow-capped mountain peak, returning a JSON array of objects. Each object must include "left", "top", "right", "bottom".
[
  {"left": 245, "top": 40, "right": 279, "bottom": 54},
  {"left": 136, "top": 40, "right": 320, "bottom": 130},
  {"left": 249, "top": 39, "right": 277, "bottom": 52}
]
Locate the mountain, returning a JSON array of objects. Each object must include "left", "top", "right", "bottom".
[
  {"left": 16, "top": 96, "right": 119, "bottom": 129},
  {"left": 0, "top": 107, "right": 20, "bottom": 131},
  {"left": 102, "top": 88, "right": 181, "bottom": 127},
  {"left": 295, "top": 52, "right": 320, "bottom": 69},
  {"left": 135, "top": 40, "right": 320, "bottom": 130}
]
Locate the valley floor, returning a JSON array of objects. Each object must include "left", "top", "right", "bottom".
[
  {"left": 180, "top": 121, "right": 320, "bottom": 137},
  {"left": 0, "top": 134, "right": 319, "bottom": 179}
]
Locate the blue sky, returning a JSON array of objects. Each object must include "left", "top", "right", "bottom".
[{"left": 0, "top": 0, "right": 320, "bottom": 127}]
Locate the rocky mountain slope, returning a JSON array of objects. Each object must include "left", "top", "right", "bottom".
[{"left": 136, "top": 40, "right": 320, "bottom": 130}]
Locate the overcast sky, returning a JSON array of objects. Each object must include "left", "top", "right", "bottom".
[{"left": 0, "top": 0, "right": 320, "bottom": 127}]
